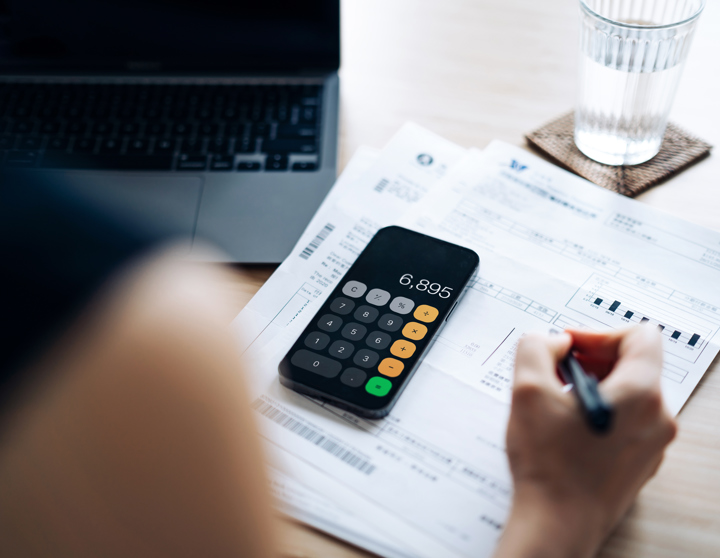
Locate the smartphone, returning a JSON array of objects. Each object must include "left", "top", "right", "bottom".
[{"left": 278, "top": 226, "right": 480, "bottom": 418}]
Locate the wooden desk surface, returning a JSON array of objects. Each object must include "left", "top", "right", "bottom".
[{"left": 227, "top": 1, "right": 720, "bottom": 556}]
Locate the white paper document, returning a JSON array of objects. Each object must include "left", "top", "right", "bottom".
[
  {"left": 398, "top": 141, "right": 720, "bottom": 415},
  {"left": 232, "top": 125, "right": 720, "bottom": 558}
]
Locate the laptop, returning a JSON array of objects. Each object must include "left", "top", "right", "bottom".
[{"left": 0, "top": 0, "right": 340, "bottom": 263}]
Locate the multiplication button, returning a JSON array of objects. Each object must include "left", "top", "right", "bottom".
[
  {"left": 402, "top": 322, "right": 427, "bottom": 340},
  {"left": 342, "top": 281, "right": 367, "bottom": 298},
  {"left": 291, "top": 350, "right": 342, "bottom": 378}
]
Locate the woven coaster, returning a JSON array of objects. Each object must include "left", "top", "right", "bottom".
[{"left": 525, "top": 111, "right": 712, "bottom": 197}]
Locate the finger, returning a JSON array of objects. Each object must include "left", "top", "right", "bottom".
[
  {"left": 513, "top": 331, "right": 572, "bottom": 389},
  {"left": 602, "top": 325, "right": 664, "bottom": 398},
  {"left": 566, "top": 328, "right": 628, "bottom": 362}
]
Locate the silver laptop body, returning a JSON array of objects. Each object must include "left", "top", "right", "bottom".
[{"left": 0, "top": 1, "right": 340, "bottom": 263}]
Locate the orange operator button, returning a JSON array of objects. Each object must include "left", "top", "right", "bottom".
[
  {"left": 402, "top": 322, "right": 428, "bottom": 340},
  {"left": 414, "top": 304, "right": 439, "bottom": 323},
  {"left": 390, "top": 339, "right": 416, "bottom": 359},
  {"left": 378, "top": 358, "right": 404, "bottom": 377}
]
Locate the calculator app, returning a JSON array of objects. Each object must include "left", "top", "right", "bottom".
[{"left": 279, "top": 226, "right": 479, "bottom": 418}]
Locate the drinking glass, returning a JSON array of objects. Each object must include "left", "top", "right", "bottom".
[{"left": 574, "top": 0, "right": 705, "bottom": 166}]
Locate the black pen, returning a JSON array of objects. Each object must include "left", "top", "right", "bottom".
[{"left": 558, "top": 351, "right": 614, "bottom": 434}]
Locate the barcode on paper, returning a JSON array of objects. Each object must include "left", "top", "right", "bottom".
[
  {"left": 299, "top": 223, "right": 335, "bottom": 260},
  {"left": 252, "top": 399, "right": 376, "bottom": 475},
  {"left": 374, "top": 178, "right": 389, "bottom": 193}
]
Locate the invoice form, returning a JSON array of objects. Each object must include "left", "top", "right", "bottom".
[{"left": 398, "top": 141, "right": 720, "bottom": 415}]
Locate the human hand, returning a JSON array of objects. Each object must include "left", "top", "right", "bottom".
[{"left": 493, "top": 326, "right": 677, "bottom": 558}]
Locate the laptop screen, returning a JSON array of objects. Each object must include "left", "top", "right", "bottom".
[{"left": 0, "top": 0, "right": 340, "bottom": 74}]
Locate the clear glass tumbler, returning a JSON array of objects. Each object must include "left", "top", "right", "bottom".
[{"left": 574, "top": 0, "right": 705, "bottom": 166}]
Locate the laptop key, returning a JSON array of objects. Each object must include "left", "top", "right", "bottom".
[
  {"left": 127, "top": 138, "right": 149, "bottom": 154},
  {"left": 0, "top": 135, "right": 16, "bottom": 149},
  {"left": 277, "top": 124, "right": 316, "bottom": 138},
  {"left": 10, "top": 120, "right": 34, "bottom": 134},
  {"left": 100, "top": 137, "right": 122, "bottom": 153},
  {"left": 210, "top": 154, "right": 233, "bottom": 171},
  {"left": 154, "top": 138, "right": 175, "bottom": 154},
  {"left": 19, "top": 136, "right": 42, "bottom": 150},
  {"left": 180, "top": 137, "right": 205, "bottom": 155},
  {"left": 47, "top": 137, "right": 69, "bottom": 151},
  {"left": 292, "top": 162, "right": 317, "bottom": 171},
  {"left": 6, "top": 150, "right": 38, "bottom": 167},
  {"left": 74, "top": 138, "right": 96, "bottom": 153},
  {"left": 177, "top": 153, "right": 207, "bottom": 171},
  {"left": 265, "top": 153, "right": 288, "bottom": 171},
  {"left": 237, "top": 161, "right": 261, "bottom": 171},
  {"left": 263, "top": 139, "right": 316, "bottom": 154},
  {"left": 207, "top": 138, "right": 229, "bottom": 154},
  {"left": 41, "top": 153, "right": 173, "bottom": 170}
]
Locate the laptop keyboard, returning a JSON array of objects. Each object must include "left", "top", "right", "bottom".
[{"left": 0, "top": 82, "right": 323, "bottom": 171}]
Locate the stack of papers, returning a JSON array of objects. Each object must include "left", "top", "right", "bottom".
[{"left": 231, "top": 124, "right": 720, "bottom": 558}]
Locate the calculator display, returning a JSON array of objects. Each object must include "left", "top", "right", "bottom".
[{"left": 278, "top": 226, "right": 479, "bottom": 418}]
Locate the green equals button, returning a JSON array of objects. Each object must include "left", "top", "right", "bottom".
[{"left": 365, "top": 376, "right": 392, "bottom": 397}]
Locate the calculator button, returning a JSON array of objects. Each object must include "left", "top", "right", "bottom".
[
  {"left": 328, "top": 340, "right": 355, "bottom": 360},
  {"left": 341, "top": 322, "right": 368, "bottom": 341},
  {"left": 304, "top": 331, "right": 330, "bottom": 350},
  {"left": 366, "top": 331, "right": 392, "bottom": 350},
  {"left": 390, "top": 339, "right": 416, "bottom": 359},
  {"left": 291, "top": 350, "right": 342, "bottom": 378},
  {"left": 390, "top": 297, "right": 415, "bottom": 315},
  {"left": 317, "top": 314, "right": 342, "bottom": 332},
  {"left": 342, "top": 281, "right": 367, "bottom": 298},
  {"left": 414, "top": 305, "right": 439, "bottom": 323},
  {"left": 402, "top": 322, "right": 428, "bottom": 341},
  {"left": 378, "top": 358, "right": 404, "bottom": 377},
  {"left": 365, "top": 376, "right": 392, "bottom": 397},
  {"left": 353, "top": 349, "right": 380, "bottom": 368},
  {"left": 329, "top": 297, "right": 355, "bottom": 315},
  {"left": 354, "top": 305, "right": 379, "bottom": 323},
  {"left": 366, "top": 288, "right": 391, "bottom": 306},
  {"left": 378, "top": 313, "right": 403, "bottom": 332},
  {"left": 340, "top": 368, "right": 367, "bottom": 387}
]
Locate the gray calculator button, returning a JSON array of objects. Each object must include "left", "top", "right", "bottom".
[
  {"left": 342, "top": 281, "right": 367, "bottom": 298},
  {"left": 353, "top": 349, "right": 379, "bottom": 368},
  {"left": 329, "top": 297, "right": 355, "bottom": 315},
  {"left": 340, "top": 368, "right": 367, "bottom": 387},
  {"left": 354, "top": 305, "right": 379, "bottom": 323},
  {"left": 378, "top": 313, "right": 403, "bottom": 332},
  {"left": 366, "top": 288, "right": 391, "bottom": 306},
  {"left": 366, "top": 331, "right": 391, "bottom": 350},
  {"left": 328, "top": 340, "right": 355, "bottom": 360},
  {"left": 341, "top": 322, "right": 367, "bottom": 341},
  {"left": 304, "top": 331, "right": 330, "bottom": 350},
  {"left": 317, "top": 314, "right": 342, "bottom": 332},
  {"left": 291, "top": 350, "right": 342, "bottom": 378},
  {"left": 390, "top": 297, "right": 415, "bottom": 315}
]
